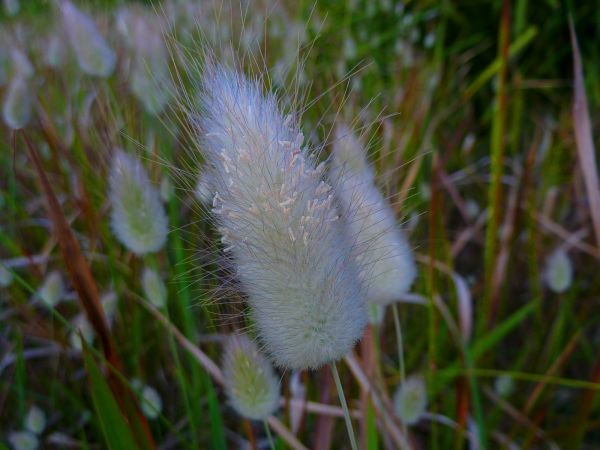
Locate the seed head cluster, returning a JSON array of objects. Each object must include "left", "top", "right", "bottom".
[
  {"left": 222, "top": 334, "right": 279, "bottom": 420},
  {"left": 197, "top": 67, "right": 367, "bottom": 370},
  {"left": 329, "top": 125, "right": 416, "bottom": 305}
]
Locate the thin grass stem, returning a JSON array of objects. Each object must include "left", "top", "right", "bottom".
[
  {"left": 331, "top": 362, "right": 359, "bottom": 450},
  {"left": 264, "top": 420, "right": 276, "bottom": 450}
]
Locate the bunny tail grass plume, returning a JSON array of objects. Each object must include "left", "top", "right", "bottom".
[
  {"left": 329, "top": 124, "right": 416, "bottom": 305},
  {"left": 141, "top": 267, "right": 167, "bottom": 308},
  {"left": 393, "top": 374, "right": 427, "bottom": 425},
  {"left": 60, "top": 1, "right": 116, "bottom": 77},
  {"left": 197, "top": 66, "right": 367, "bottom": 370},
  {"left": 222, "top": 334, "right": 279, "bottom": 420},
  {"left": 544, "top": 247, "right": 573, "bottom": 294},
  {"left": 129, "top": 15, "right": 172, "bottom": 115},
  {"left": 109, "top": 149, "right": 168, "bottom": 255}
]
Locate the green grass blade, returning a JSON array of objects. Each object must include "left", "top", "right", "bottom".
[{"left": 82, "top": 346, "right": 140, "bottom": 450}]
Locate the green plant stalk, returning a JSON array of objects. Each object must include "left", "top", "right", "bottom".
[
  {"left": 331, "top": 362, "right": 359, "bottom": 450},
  {"left": 392, "top": 304, "right": 408, "bottom": 438},
  {"left": 482, "top": 0, "right": 511, "bottom": 331}
]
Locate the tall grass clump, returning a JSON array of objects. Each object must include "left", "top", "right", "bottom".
[{"left": 195, "top": 65, "right": 367, "bottom": 370}]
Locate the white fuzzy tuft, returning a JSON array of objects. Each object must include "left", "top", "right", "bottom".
[
  {"left": 24, "top": 406, "right": 46, "bottom": 435},
  {"left": 130, "top": 379, "right": 163, "bottom": 420},
  {"left": 128, "top": 13, "right": 172, "bottom": 114},
  {"left": 393, "top": 374, "right": 427, "bottom": 425},
  {"left": 7, "top": 431, "right": 38, "bottom": 450},
  {"left": 109, "top": 150, "right": 168, "bottom": 255},
  {"left": 329, "top": 124, "right": 416, "bottom": 306},
  {"left": 37, "top": 270, "right": 64, "bottom": 307},
  {"left": 141, "top": 267, "right": 167, "bottom": 308},
  {"left": 222, "top": 334, "right": 279, "bottom": 420},
  {"left": 544, "top": 247, "right": 573, "bottom": 294},
  {"left": 196, "top": 67, "right": 367, "bottom": 370},
  {"left": 60, "top": 1, "right": 116, "bottom": 78},
  {"left": 0, "top": 263, "right": 14, "bottom": 287}
]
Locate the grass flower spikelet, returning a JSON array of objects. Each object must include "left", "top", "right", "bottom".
[
  {"left": 60, "top": 1, "right": 116, "bottom": 77},
  {"left": 222, "top": 334, "right": 279, "bottom": 420},
  {"left": 197, "top": 66, "right": 367, "bottom": 369},
  {"left": 393, "top": 374, "right": 427, "bottom": 425},
  {"left": 109, "top": 149, "right": 168, "bottom": 255},
  {"left": 330, "top": 124, "right": 416, "bottom": 305}
]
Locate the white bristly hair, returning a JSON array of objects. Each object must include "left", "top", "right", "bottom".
[
  {"left": 195, "top": 65, "right": 367, "bottom": 370},
  {"left": 329, "top": 124, "right": 416, "bottom": 306}
]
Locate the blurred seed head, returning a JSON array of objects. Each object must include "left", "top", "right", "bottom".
[
  {"left": 544, "top": 248, "right": 573, "bottom": 294},
  {"left": 393, "top": 374, "right": 427, "bottom": 425},
  {"left": 141, "top": 267, "right": 167, "bottom": 308},
  {"left": 128, "top": 15, "right": 172, "bottom": 115},
  {"left": 100, "top": 291, "right": 119, "bottom": 324},
  {"left": 60, "top": 1, "right": 116, "bottom": 77},
  {"left": 131, "top": 379, "right": 163, "bottom": 420},
  {"left": 0, "top": 263, "right": 13, "bottom": 287},
  {"left": 109, "top": 150, "right": 168, "bottom": 255},
  {"left": 37, "top": 270, "right": 64, "bottom": 307},
  {"left": 24, "top": 406, "right": 46, "bottom": 435},
  {"left": 3, "top": 0, "right": 19, "bottom": 16},
  {"left": 3, "top": 76, "right": 32, "bottom": 129},
  {"left": 8, "top": 431, "right": 38, "bottom": 450},
  {"left": 330, "top": 124, "right": 416, "bottom": 306},
  {"left": 198, "top": 67, "right": 366, "bottom": 369},
  {"left": 222, "top": 334, "right": 280, "bottom": 420},
  {"left": 44, "top": 33, "right": 66, "bottom": 68},
  {"left": 494, "top": 375, "right": 515, "bottom": 398}
]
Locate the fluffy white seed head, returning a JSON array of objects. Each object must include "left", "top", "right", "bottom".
[
  {"left": 60, "top": 1, "right": 116, "bottom": 77},
  {"left": 3, "top": 76, "right": 32, "bottom": 129},
  {"left": 222, "top": 334, "right": 280, "bottom": 420},
  {"left": 128, "top": 15, "right": 172, "bottom": 115},
  {"left": 44, "top": 33, "right": 66, "bottom": 68},
  {"left": 130, "top": 379, "right": 163, "bottom": 420},
  {"left": 544, "top": 247, "right": 573, "bottom": 294},
  {"left": 109, "top": 150, "right": 168, "bottom": 255},
  {"left": 37, "top": 270, "right": 64, "bottom": 307},
  {"left": 7, "top": 431, "right": 38, "bottom": 450},
  {"left": 494, "top": 375, "right": 515, "bottom": 398},
  {"left": 3, "top": 0, "right": 19, "bottom": 16},
  {"left": 197, "top": 66, "right": 367, "bottom": 369},
  {"left": 330, "top": 124, "right": 416, "bottom": 305},
  {"left": 69, "top": 314, "right": 95, "bottom": 351},
  {"left": 141, "top": 267, "right": 167, "bottom": 308},
  {"left": 24, "top": 406, "right": 46, "bottom": 435},
  {"left": 393, "top": 374, "right": 427, "bottom": 425}
]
